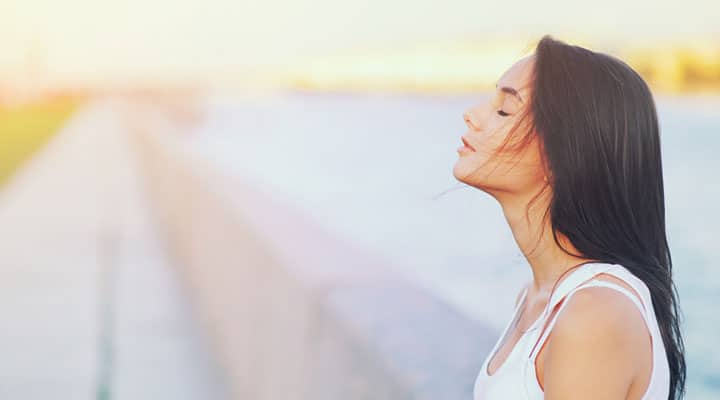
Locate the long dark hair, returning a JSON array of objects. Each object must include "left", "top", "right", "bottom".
[{"left": 493, "top": 35, "right": 686, "bottom": 399}]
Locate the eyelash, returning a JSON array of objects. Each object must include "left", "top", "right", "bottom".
[{"left": 497, "top": 110, "right": 510, "bottom": 117}]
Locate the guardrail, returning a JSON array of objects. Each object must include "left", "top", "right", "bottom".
[{"left": 127, "top": 105, "right": 498, "bottom": 400}]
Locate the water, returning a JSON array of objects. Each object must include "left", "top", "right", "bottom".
[{"left": 186, "top": 90, "right": 720, "bottom": 399}]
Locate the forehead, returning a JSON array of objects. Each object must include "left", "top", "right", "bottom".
[{"left": 497, "top": 54, "right": 534, "bottom": 92}]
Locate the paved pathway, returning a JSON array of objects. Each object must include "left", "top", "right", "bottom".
[{"left": 0, "top": 98, "right": 230, "bottom": 400}]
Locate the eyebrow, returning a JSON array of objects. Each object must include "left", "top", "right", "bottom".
[{"left": 495, "top": 83, "right": 524, "bottom": 103}]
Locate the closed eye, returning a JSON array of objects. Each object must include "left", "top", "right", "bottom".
[{"left": 497, "top": 109, "right": 510, "bottom": 117}]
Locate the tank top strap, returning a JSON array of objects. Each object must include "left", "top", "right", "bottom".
[
  {"left": 544, "top": 262, "right": 618, "bottom": 312},
  {"left": 527, "top": 262, "right": 618, "bottom": 360},
  {"left": 577, "top": 280, "right": 648, "bottom": 317}
]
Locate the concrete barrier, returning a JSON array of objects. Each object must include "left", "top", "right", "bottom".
[{"left": 127, "top": 104, "right": 498, "bottom": 400}]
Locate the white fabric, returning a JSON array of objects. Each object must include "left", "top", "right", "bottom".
[{"left": 473, "top": 263, "right": 670, "bottom": 399}]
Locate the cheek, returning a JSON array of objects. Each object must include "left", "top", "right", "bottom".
[{"left": 473, "top": 119, "right": 514, "bottom": 156}]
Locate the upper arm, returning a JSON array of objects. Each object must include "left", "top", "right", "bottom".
[{"left": 542, "top": 287, "right": 648, "bottom": 399}]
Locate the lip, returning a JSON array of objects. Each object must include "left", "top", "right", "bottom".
[{"left": 460, "top": 136, "right": 477, "bottom": 152}]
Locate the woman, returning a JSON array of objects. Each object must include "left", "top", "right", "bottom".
[{"left": 454, "top": 35, "right": 686, "bottom": 399}]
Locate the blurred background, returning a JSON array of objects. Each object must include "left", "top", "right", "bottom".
[{"left": 1, "top": 0, "right": 718, "bottom": 399}]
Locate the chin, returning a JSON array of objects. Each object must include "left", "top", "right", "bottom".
[
  {"left": 452, "top": 162, "right": 500, "bottom": 195},
  {"left": 452, "top": 157, "right": 479, "bottom": 185},
  {"left": 452, "top": 160, "right": 468, "bottom": 183}
]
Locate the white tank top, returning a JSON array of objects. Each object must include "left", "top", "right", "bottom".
[{"left": 473, "top": 262, "right": 670, "bottom": 399}]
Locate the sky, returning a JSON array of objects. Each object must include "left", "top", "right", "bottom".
[{"left": 1, "top": 0, "right": 719, "bottom": 87}]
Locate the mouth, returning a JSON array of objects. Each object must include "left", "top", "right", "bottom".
[{"left": 460, "top": 136, "right": 476, "bottom": 152}]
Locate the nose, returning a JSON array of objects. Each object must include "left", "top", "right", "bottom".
[
  {"left": 463, "top": 110, "right": 479, "bottom": 131},
  {"left": 463, "top": 112, "right": 471, "bottom": 124},
  {"left": 464, "top": 99, "right": 492, "bottom": 131}
]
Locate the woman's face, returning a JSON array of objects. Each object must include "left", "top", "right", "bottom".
[{"left": 453, "top": 54, "right": 546, "bottom": 198}]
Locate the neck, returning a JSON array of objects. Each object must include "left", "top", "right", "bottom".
[{"left": 497, "top": 188, "right": 593, "bottom": 295}]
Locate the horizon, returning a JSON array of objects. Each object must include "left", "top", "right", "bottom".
[{"left": 1, "top": 0, "right": 719, "bottom": 92}]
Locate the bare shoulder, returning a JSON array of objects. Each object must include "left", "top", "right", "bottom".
[{"left": 542, "top": 286, "right": 650, "bottom": 399}]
